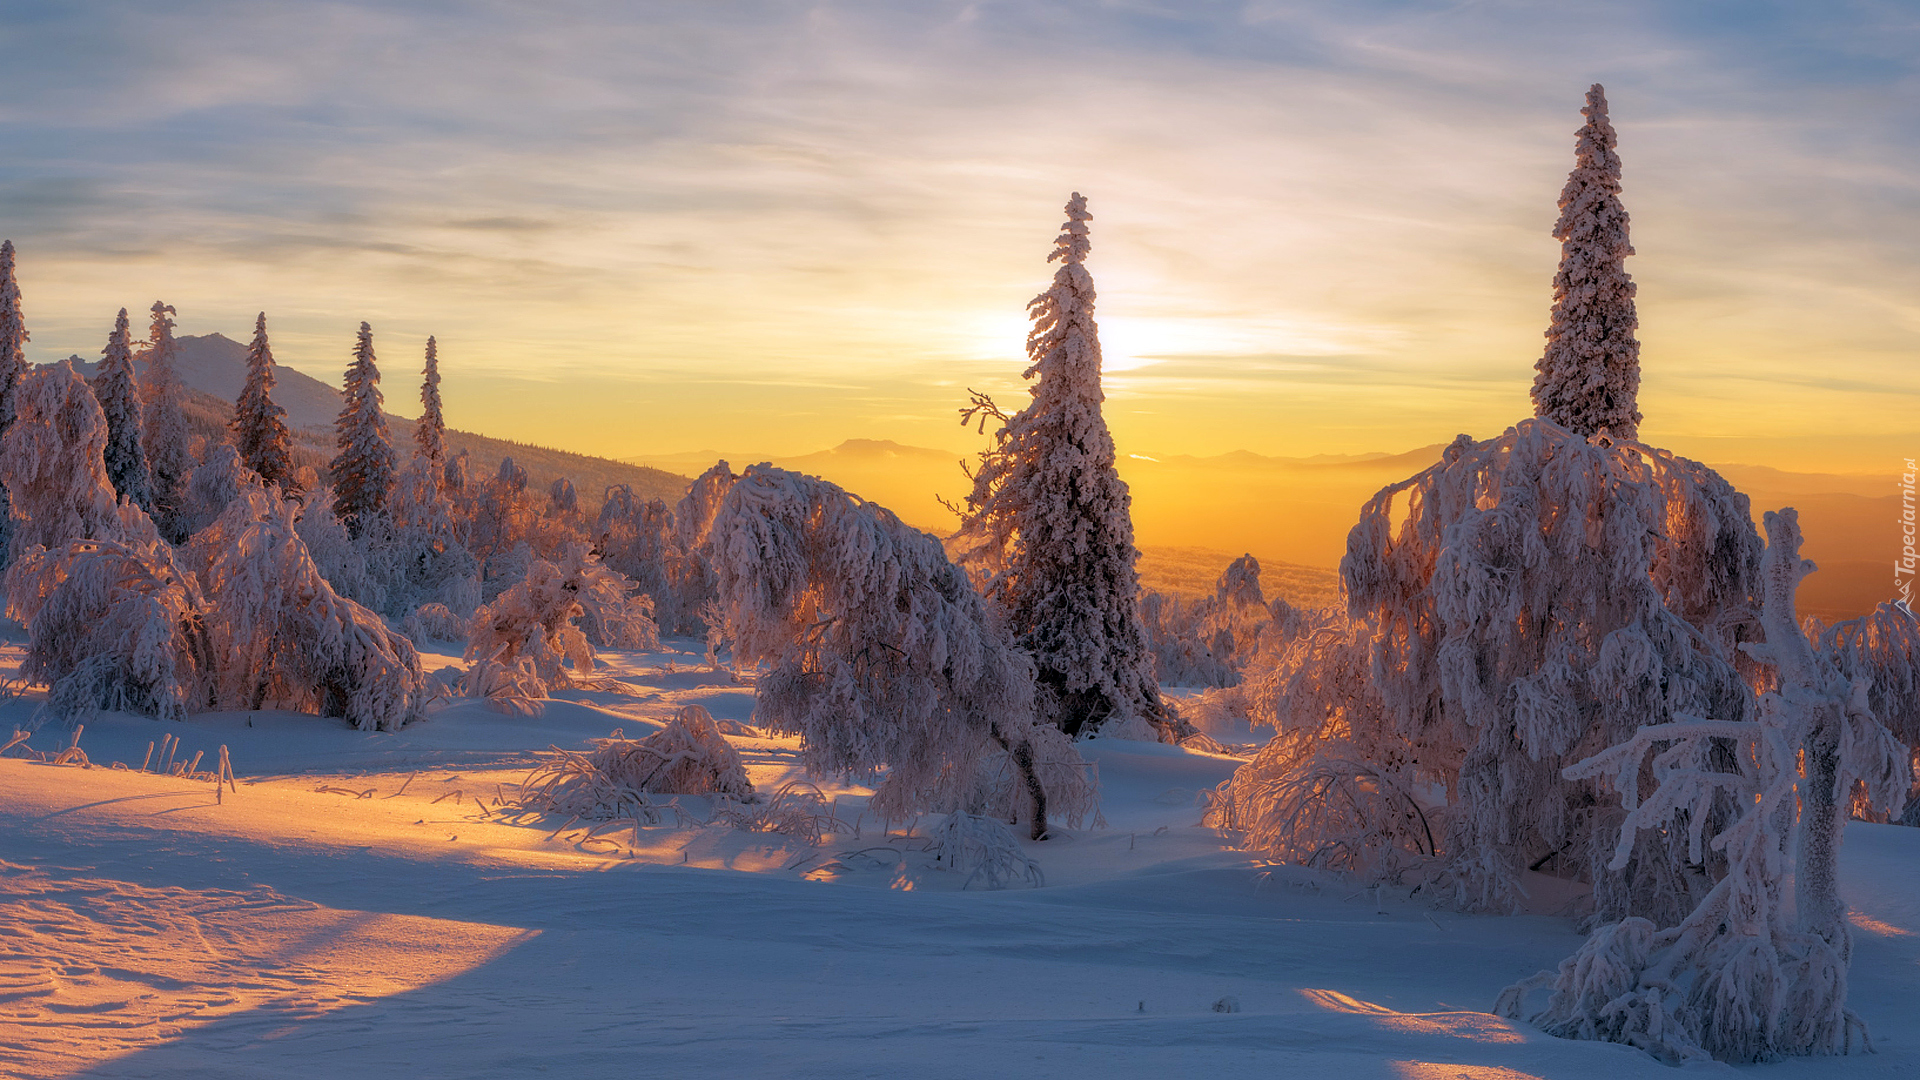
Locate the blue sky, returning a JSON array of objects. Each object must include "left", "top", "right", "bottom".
[{"left": 1, "top": 1, "right": 1914, "bottom": 465}]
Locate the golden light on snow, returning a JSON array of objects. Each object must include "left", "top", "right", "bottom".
[
  {"left": 1390, "top": 1063, "right": 1549, "bottom": 1080},
  {"left": 1299, "top": 988, "right": 1527, "bottom": 1045},
  {"left": 0, "top": 864, "right": 533, "bottom": 1078}
]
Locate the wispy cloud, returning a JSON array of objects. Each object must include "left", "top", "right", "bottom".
[{"left": 0, "top": 1, "right": 1913, "bottom": 462}]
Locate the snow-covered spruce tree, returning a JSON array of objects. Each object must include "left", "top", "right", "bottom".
[
  {"left": 955, "top": 194, "right": 1170, "bottom": 740},
  {"left": 1498, "top": 509, "right": 1908, "bottom": 1064},
  {"left": 1532, "top": 84, "right": 1641, "bottom": 440},
  {"left": 185, "top": 482, "right": 424, "bottom": 730},
  {"left": 1331, "top": 421, "right": 1763, "bottom": 920},
  {"left": 330, "top": 321, "right": 397, "bottom": 538},
  {"left": 710, "top": 464, "right": 1098, "bottom": 838},
  {"left": 415, "top": 335, "right": 446, "bottom": 469},
  {"left": 3, "top": 362, "right": 135, "bottom": 563},
  {"left": 0, "top": 240, "right": 28, "bottom": 568},
  {"left": 140, "top": 301, "right": 193, "bottom": 542},
  {"left": 231, "top": 312, "right": 295, "bottom": 491},
  {"left": 91, "top": 308, "right": 153, "bottom": 514}
]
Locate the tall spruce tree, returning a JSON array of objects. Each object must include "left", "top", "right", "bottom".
[
  {"left": 956, "top": 193, "right": 1168, "bottom": 739},
  {"left": 0, "top": 241, "right": 28, "bottom": 567},
  {"left": 1531, "top": 83, "right": 1641, "bottom": 439},
  {"left": 141, "top": 301, "right": 192, "bottom": 541},
  {"left": 330, "top": 321, "right": 397, "bottom": 537},
  {"left": 92, "top": 308, "right": 153, "bottom": 513},
  {"left": 415, "top": 335, "right": 446, "bottom": 468},
  {"left": 232, "top": 312, "right": 295, "bottom": 490}
]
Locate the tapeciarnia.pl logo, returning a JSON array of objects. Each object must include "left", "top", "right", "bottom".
[{"left": 1899, "top": 457, "right": 1916, "bottom": 612}]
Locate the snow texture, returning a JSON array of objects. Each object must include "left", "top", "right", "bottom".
[
  {"left": 230, "top": 312, "right": 295, "bottom": 491},
  {"left": 329, "top": 322, "right": 397, "bottom": 538},
  {"left": 140, "top": 301, "right": 193, "bottom": 543},
  {"left": 90, "top": 308, "right": 153, "bottom": 515},
  {"left": 710, "top": 464, "right": 1094, "bottom": 838},
  {"left": 1532, "top": 84, "right": 1641, "bottom": 440},
  {"left": 1500, "top": 508, "right": 1910, "bottom": 1064},
  {"left": 0, "top": 240, "right": 28, "bottom": 568},
  {"left": 954, "top": 193, "right": 1169, "bottom": 740}
]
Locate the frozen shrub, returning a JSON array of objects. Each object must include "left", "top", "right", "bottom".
[
  {"left": 928, "top": 812, "right": 1044, "bottom": 890},
  {"left": 520, "top": 704, "right": 753, "bottom": 821},
  {"left": 402, "top": 602, "right": 470, "bottom": 645}
]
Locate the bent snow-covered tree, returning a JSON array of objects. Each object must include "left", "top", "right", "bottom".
[
  {"left": 231, "top": 312, "right": 295, "bottom": 491},
  {"left": 2, "top": 362, "right": 135, "bottom": 563},
  {"left": 463, "top": 545, "right": 654, "bottom": 711},
  {"left": 141, "top": 301, "right": 193, "bottom": 542},
  {"left": 91, "top": 308, "right": 153, "bottom": 514},
  {"left": 1532, "top": 84, "right": 1641, "bottom": 440},
  {"left": 956, "top": 193, "right": 1169, "bottom": 740},
  {"left": 1498, "top": 509, "right": 1908, "bottom": 1064},
  {"left": 330, "top": 321, "right": 397, "bottom": 538},
  {"left": 0, "top": 240, "right": 28, "bottom": 567},
  {"left": 710, "top": 465, "right": 1097, "bottom": 838},
  {"left": 1218, "top": 419, "right": 1764, "bottom": 921},
  {"left": 185, "top": 482, "right": 425, "bottom": 730}
]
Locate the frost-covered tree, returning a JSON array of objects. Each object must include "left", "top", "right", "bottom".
[
  {"left": 330, "top": 321, "right": 397, "bottom": 538},
  {"left": 1222, "top": 421, "right": 1763, "bottom": 921},
  {"left": 0, "top": 240, "right": 29, "bottom": 567},
  {"left": 463, "top": 545, "right": 654, "bottom": 710},
  {"left": 415, "top": 335, "right": 446, "bottom": 469},
  {"left": 1532, "top": 84, "right": 1641, "bottom": 440},
  {"left": 955, "top": 194, "right": 1168, "bottom": 739},
  {"left": 1141, "top": 554, "right": 1288, "bottom": 688},
  {"left": 1498, "top": 509, "right": 1908, "bottom": 1064},
  {"left": 185, "top": 483, "right": 425, "bottom": 730},
  {"left": 231, "top": 312, "right": 295, "bottom": 491},
  {"left": 466, "top": 456, "right": 537, "bottom": 587},
  {"left": 387, "top": 451, "right": 479, "bottom": 617},
  {"left": 179, "top": 444, "right": 251, "bottom": 538},
  {"left": 711, "top": 464, "right": 1098, "bottom": 837},
  {"left": 5, "top": 513, "right": 209, "bottom": 724},
  {"left": 141, "top": 301, "right": 193, "bottom": 542},
  {"left": 3, "top": 362, "right": 135, "bottom": 563},
  {"left": 295, "top": 488, "right": 384, "bottom": 610},
  {"left": 595, "top": 485, "right": 676, "bottom": 622},
  {"left": 91, "top": 309, "right": 153, "bottom": 514}
]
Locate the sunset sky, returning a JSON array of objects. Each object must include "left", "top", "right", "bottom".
[{"left": 3, "top": 1, "right": 1915, "bottom": 471}]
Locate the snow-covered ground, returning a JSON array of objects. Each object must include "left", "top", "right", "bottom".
[{"left": 5, "top": 636, "right": 1919, "bottom": 1079}]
